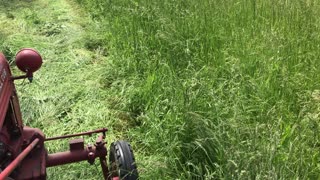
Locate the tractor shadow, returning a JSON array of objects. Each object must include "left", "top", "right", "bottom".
[
  {"left": 0, "top": 0, "right": 46, "bottom": 60},
  {"left": 0, "top": 0, "right": 37, "bottom": 20},
  {"left": 0, "top": 0, "right": 35, "bottom": 10}
]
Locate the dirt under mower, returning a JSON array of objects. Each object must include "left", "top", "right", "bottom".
[{"left": 0, "top": 49, "right": 138, "bottom": 180}]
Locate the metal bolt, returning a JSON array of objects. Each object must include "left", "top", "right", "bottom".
[
  {"left": 0, "top": 142, "right": 6, "bottom": 155},
  {"left": 88, "top": 152, "right": 95, "bottom": 165},
  {"left": 88, "top": 144, "right": 92, "bottom": 150},
  {"left": 88, "top": 152, "right": 94, "bottom": 157},
  {"left": 6, "top": 152, "right": 12, "bottom": 157}
]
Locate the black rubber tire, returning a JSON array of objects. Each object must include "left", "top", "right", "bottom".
[{"left": 109, "top": 140, "right": 138, "bottom": 180}]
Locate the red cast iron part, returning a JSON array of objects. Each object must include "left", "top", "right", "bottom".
[{"left": 0, "top": 49, "right": 138, "bottom": 180}]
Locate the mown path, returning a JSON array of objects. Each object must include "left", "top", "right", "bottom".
[{"left": 1, "top": 0, "right": 117, "bottom": 179}]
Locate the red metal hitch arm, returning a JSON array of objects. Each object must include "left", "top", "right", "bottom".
[
  {"left": 0, "top": 138, "right": 39, "bottom": 179},
  {"left": 46, "top": 142, "right": 107, "bottom": 167}
]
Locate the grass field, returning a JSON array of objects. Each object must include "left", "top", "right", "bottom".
[{"left": 1, "top": 0, "right": 320, "bottom": 179}]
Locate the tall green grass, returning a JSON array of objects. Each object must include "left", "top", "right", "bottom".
[{"left": 77, "top": 0, "right": 320, "bottom": 179}]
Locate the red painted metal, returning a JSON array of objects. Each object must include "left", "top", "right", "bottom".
[
  {"left": 47, "top": 135, "right": 107, "bottom": 167},
  {"left": 0, "top": 49, "right": 125, "bottom": 180},
  {"left": 45, "top": 128, "right": 108, "bottom": 141},
  {"left": 15, "top": 48, "right": 42, "bottom": 74},
  {"left": 16, "top": 127, "right": 46, "bottom": 180},
  {"left": 100, "top": 157, "right": 109, "bottom": 179},
  {"left": 47, "top": 145, "right": 107, "bottom": 167},
  {"left": 0, "top": 138, "right": 39, "bottom": 179},
  {"left": 0, "top": 53, "right": 12, "bottom": 130}
]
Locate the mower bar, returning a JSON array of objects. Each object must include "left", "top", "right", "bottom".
[
  {"left": 0, "top": 138, "right": 39, "bottom": 179},
  {"left": 45, "top": 128, "right": 108, "bottom": 141}
]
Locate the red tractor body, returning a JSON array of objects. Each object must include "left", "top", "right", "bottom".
[
  {"left": 0, "top": 52, "right": 47, "bottom": 179},
  {"left": 0, "top": 50, "right": 138, "bottom": 180}
]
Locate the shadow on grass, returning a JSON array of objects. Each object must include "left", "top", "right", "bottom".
[
  {"left": 0, "top": 0, "right": 35, "bottom": 10},
  {"left": 0, "top": 32, "right": 7, "bottom": 52},
  {"left": 0, "top": 0, "right": 37, "bottom": 23},
  {"left": 0, "top": 0, "right": 42, "bottom": 58}
]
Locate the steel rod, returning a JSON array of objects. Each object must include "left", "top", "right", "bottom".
[
  {"left": 100, "top": 157, "right": 109, "bottom": 180},
  {"left": 0, "top": 138, "right": 39, "bottom": 179},
  {"left": 11, "top": 75, "right": 28, "bottom": 80},
  {"left": 45, "top": 128, "right": 108, "bottom": 141}
]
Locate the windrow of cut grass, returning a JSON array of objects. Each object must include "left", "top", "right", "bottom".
[{"left": 77, "top": 0, "right": 320, "bottom": 179}]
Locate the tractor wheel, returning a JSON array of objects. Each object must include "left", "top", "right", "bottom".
[{"left": 109, "top": 140, "right": 138, "bottom": 180}]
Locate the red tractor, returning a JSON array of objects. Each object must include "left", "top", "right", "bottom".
[{"left": 0, "top": 49, "right": 138, "bottom": 180}]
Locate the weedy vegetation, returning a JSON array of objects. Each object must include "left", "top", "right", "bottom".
[{"left": 1, "top": 0, "right": 320, "bottom": 179}]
